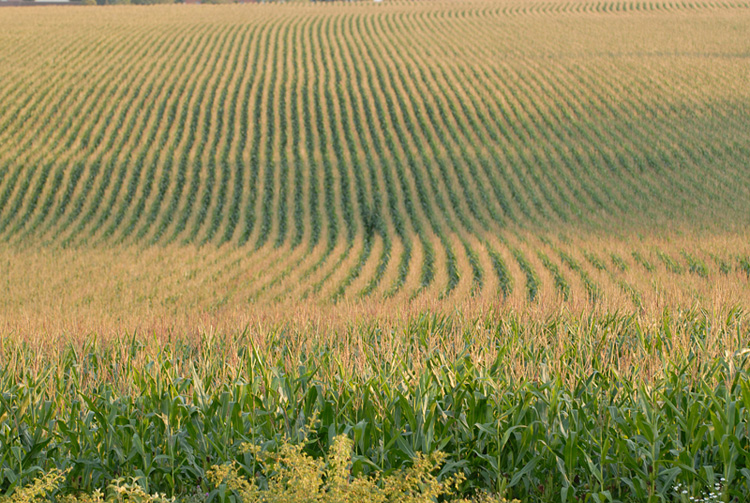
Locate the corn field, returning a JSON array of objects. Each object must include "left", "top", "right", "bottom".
[
  {"left": 1, "top": 0, "right": 750, "bottom": 501},
  {"left": 1, "top": 1, "right": 750, "bottom": 305},
  {"left": 2, "top": 310, "right": 750, "bottom": 502}
]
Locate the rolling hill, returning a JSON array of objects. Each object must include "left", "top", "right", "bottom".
[{"left": 0, "top": 0, "right": 749, "bottom": 310}]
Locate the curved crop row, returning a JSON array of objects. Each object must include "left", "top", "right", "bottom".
[{"left": 0, "top": 1, "right": 749, "bottom": 304}]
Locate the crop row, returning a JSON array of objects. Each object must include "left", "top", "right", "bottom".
[
  {"left": 4, "top": 310, "right": 750, "bottom": 501},
  {"left": 0, "top": 2, "right": 749, "bottom": 301}
]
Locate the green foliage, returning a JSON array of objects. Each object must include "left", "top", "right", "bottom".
[
  {"left": 657, "top": 251, "right": 685, "bottom": 275},
  {"left": 610, "top": 253, "right": 629, "bottom": 272},
  {"left": 631, "top": 251, "right": 655, "bottom": 272},
  {"left": 3, "top": 312, "right": 750, "bottom": 501},
  {"left": 488, "top": 248, "right": 513, "bottom": 298},
  {"left": 709, "top": 254, "right": 731, "bottom": 275},
  {"left": 617, "top": 279, "right": 642, "bottom": 309},
  {"left": 583, "top": 251, "right": 607, "bottom": 272},
  {"left": 681, "top": 251, "right": 709, "bottom": 278},
  {"left": 511, "top": 248, "right": 539, "bottom": 301},
  {"left": 538, "top": 251, "right": 569, "bottom": 300},
  {"left": 559, "top": 251, "right": 600, "bottom": 302},
  {"left": 739, "top": 256, "right": 750, "bottom": 279}
]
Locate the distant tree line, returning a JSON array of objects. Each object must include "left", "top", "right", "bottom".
[
  {"left": 82, "top": 0, "right": 316, "bottom": 4},
  {"left": 83, "top": 0, "right": 181, "bottom": 5}
]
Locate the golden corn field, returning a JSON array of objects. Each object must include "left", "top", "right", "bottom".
[
  {"left": 1, "top": 0, "right": 750, "bottom": 317},
  {"left": 2, "top": 1, "right": 750, "bottom": 502}
]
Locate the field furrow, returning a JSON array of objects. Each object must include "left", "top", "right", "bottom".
[{"left": 0, "top": 0, "right": 747, "bottom": 306}]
